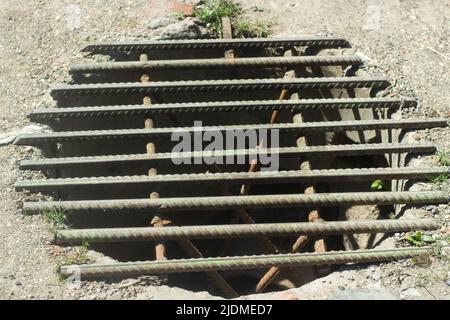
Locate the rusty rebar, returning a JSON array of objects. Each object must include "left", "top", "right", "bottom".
[
  {"left": 55, "top": 219, "right": 439, "bottom": 244},
  {"left": 19, "top": 143, "right": 436, "bottom": 170},
  {"left": 28, "top": 98, "right": 417, "bottom": 121},
  {"left": 81, "top": 37, "right": 350, "bottom": 53},
  {"left": 69, "top": 56, "right": 362, "bottom": 74},
  {"left": 50, "top": 77, "right": 391, "bottom": 98},
  {"left": 59, "top": 247, "right": 431, "bottom": 279},
  {"left": 14, "top": 119, "right": 448, "bottom": 145},
  {"left": 16, "top": 168, "right": 450, "bottom": 193}
]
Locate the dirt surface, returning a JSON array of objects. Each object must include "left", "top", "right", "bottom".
[{"left": 0, "top": 0, "right": 448, "bottom": 299}]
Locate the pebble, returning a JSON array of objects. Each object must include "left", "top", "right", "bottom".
[
  {"left": 400, "top": 277, "right": 415, "bottom": 291},
  {"left": 401, "top": 288, "right": 422, "bottom": 297}
]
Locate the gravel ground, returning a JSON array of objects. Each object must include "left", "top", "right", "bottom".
[{"left": 0, "top": 0, "right": 448, "bottom": 299}]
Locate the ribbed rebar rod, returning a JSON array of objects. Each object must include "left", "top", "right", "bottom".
[
  {"left": 81, "top": 37, "right": 350, "bottom": 53},
  {"left": 21, "top": 190, "right": 449, "bottom": 213},
  {"left": 19, "top": 143, "right": 436, "bottom": 170},
  {"left": 50, "top": 77, "right": 391, "bottom": 98},
  {"left": 14, "top": 119, "right": 447, "bottom": 145},
  {"left": 55, "top": 219, "right": 440, "bottom": 244},
  {"left": 59, "top": 247, "right": 431, "bottom": 278},
  {"left": 28, "top": 97, "right": 417, "bottom": 120},
  {"left": 16, "top": 169, "right": 450, "bottom": 192},
  {"left": 69, "top": 56, "right": 362, "bottom": 74}
]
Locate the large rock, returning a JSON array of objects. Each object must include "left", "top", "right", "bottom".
[
  {"left": 339, "top": 205, "right": 383, "bottom": 250},
  {"left": 157, "top": 17, "right": 209, "bottom": 40}
]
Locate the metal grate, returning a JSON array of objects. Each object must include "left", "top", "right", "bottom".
[{"left": 16, "top": 36, "right": 449, "bottom": 298}]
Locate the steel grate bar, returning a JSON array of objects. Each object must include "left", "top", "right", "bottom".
[
  {"left": 17, "top": 169, "right": 450, "bottom": 192},
  {"left": 19, "top": 143, "right": 436, "bottom": 170},
  {"left": 59, "top": 247, "right": 431, "bottom": 279},
  {"left": 55, "top": 219, "right": 440, "bottom": 244},
  {"left": 50, "top": 77, "right": 391, "bottom": 98},
  {"left": 28, "top": 97, "right": 418, "bottom": 120},
  {"left": 69, "top": 56, "right": 362, "bottom": 74},
  {"left": 81, "top": 37, "right": 350, "bottom": 53},
  {"left": 21, "top": 191, "right": 449, "bottom": 213},
  {"left": 14, "top": 119, "right": 448, "bottom": 145}
]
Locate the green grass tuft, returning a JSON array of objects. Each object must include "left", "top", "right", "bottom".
[
  {"left": 429, "top": 173, "right": 449, "bottom": 184},
  {"left": 193, "top": 0, "right": 242, "bottom": 37},
  {"left": 56, "top": 240, "right": 90, "bottom": 280},
  {"left": 42, "top": 208, "right": 69, "bottom": 233},
  {"left": 405, "top": 231, "right": 435, "bottom": 247},
  {"left": 193, "top": 0, "right": 270, "bottom": 38},
  {"left": 233, "top": 20, "right": 270, "bottom": 38},
  {"left": 437, "top": 150, "right": 450, "bottom": 166}
]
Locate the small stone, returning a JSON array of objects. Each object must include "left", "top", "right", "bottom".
[
  {"left": 330, "top": 288, "right": 398, "bottom": 300},
  {"left": 400, "top": 277, "right": 415, "bottom": 291},
  {"left": 401, "top": 288, "right": 422, "bottom": 297},
  {"left": 372, "top": 269, "right": 382, "bottom": 282}
]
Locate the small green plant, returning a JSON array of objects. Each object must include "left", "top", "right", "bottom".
[
  {"left": 405, "top": 231, "right": 435, "bottom": 247},
  {"left": 234, "top": 20, "right": 270, "bottom": 38},
  {"left": 370, "top": 179, "right": 385, "bottom": 191},
  {"left": 429, "top": 173, "right": 449, "bottom": 184},
  {"left": 56, "top": 240, "right": 90, "bottom": 280},
  {"left": 42, "top": 208, "right": 69, "bottom": 233},
  {"left": 437, "top": 150, "right": 450, "bottom": 166},
  {"left": 193, "top": 0, "right": 270, "bottom": 38},
  {"left": 193, "top": 0, "right": 242, "bottom": 37}
]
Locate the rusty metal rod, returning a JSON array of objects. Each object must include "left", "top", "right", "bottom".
[
  {"left": 22, "top": 191, "right": 449, "bottom": 213},
  {"left": 59, "top": 247, "right": 431, "bottom": 279},
  {"left": 50, "top": 77, "right": 391, "bottom": 98},
  {"left": 28, "top": 98, "right": 417, "bottom": 120},
  {"left": 19, "top": 143, "right": 436, "bottom": 170},
  {"left": 81, "top": 37, "right": 350, "bottom": 53},
  {"left": 69, "top": 56, "right": 362, "bottom": 74},
  {"left": 55, "top": 219, "right": 440, "bottom": 244},
  {"left": 14, "top": 119, "right": 448, "bottom": 145},
  {"left": 16, "top": 168, "right": 450, "bottom": 192},
  {"left": 175, "top": 238, "right": 239, "bottom": 298}
]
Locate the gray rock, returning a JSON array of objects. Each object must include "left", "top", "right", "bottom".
[
  {"left": 0, "top": 125, "right": 46, "bottom": 146},
  {"left": 146, "top": 17, "right": 173, "bottom": 30},
  {"left": 340, "top": 205, "right": 382, "bottom": 250},
  {"left": 157, "top": 17, "right": 209, "bottom": 40},
  {"left": 86, "top": 250, "right": 116, "bottom": 264},
  {"left": 329, "top": 288, "right": 399, "bottom": 300}
]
